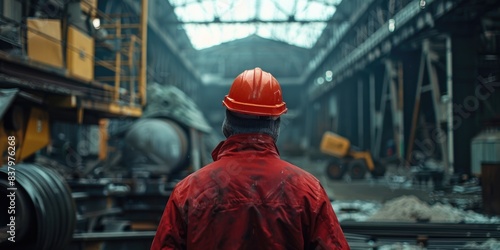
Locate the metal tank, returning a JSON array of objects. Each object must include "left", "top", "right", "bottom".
[
  {"left": 110, "top": 82, "right": 213, "bottom": 177},
  {"left": 471, "top": 127, "right": 500, "bottom": 176},
  {"left": 121, "top": 118, "right": 189, "bottom": 175}
]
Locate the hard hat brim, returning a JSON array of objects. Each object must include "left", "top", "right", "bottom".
[{"left": 223, "top": 96, "right": 287, "bottom": 117}]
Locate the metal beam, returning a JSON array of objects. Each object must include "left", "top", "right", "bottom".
[
  {"left": 163, "top": 19, "right": 339, "bottom": 25},
  {"left": 445, "top": 35, "right": 454, "bottom": 178},
  {"left": 370, "top": 73, "right": 376, "bottom": 151},
  {"left": 140, "top": 0, "right": 148, "bottom": 106},
  {"left": 387, "top": 60, "right": 403, "bottom": 160},
  {"left": 310, "top": 0, "right": 341, "bottom": 7},
  {"left": 373, "top": 67, "right": 389, "bottom": 158},
  {"left": 123, "top": 0, "right": 203, "bottom": 84},
  {"left": 357, "top": 78, "right": 364, "bottom": 149},
  {"left": 406, "top": 46, "right": 426, "bottom": 165},
  {"left": 201, "top": 75, "right": 303, "bottom": 86},
  {"left": 308, "top": 0, "right": 469, "bottom": 101},
  {"left": 170, "top": 0, "right": 208, "bottom": 8},
  {"left": 425, "top": 40, "right": 448, "bottom": 172}
]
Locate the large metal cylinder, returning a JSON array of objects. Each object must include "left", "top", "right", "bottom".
[
  {"left": 0, "top": 164, "right": 76, "bottom": 250},
  {"left": 121, "top": 118, "right": 189, "bottom": 175}
]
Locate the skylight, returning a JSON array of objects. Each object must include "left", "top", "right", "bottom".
[{"left": 168, "top": 0, "right": 342, "bottom": 50}]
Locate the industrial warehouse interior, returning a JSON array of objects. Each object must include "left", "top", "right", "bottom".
[{"left": 1, "top": 0, "right": 500, "bottom": 249}]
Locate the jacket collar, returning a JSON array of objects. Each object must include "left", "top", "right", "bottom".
[{"left": 211, "top": 133, "right": 280, "bottom": 161}]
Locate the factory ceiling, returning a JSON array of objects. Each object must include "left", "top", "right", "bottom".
[
  {"left": 167, "top": 0, "right": 341, "bottom": 50},
  {"left": 162, "top": 0, "right": 345, "bottom": 85}
]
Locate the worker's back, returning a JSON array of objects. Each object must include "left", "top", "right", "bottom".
[{"left": 151, "top": 133, "right": 349, "bottom": 250}]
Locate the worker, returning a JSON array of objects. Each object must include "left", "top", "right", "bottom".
[{"left": 151, "top": 67, "right": 350, "bottom": 250}]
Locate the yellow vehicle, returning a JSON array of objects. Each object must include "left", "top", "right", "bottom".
[{"left": 320, "top": 131, "right": 386, "bottom": 180}]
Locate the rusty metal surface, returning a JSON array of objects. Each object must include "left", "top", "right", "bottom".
[
  {"left": 0, "top": 52, "right": 112, "bottom": 101},
  {"left": 482, "top": 162, "right": 500, "bottom": 216}
]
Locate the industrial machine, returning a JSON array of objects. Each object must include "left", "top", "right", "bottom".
[
  {"left": 0, "top": 1, "right": 215, "bottom": 249},
  {"left": 320, "top": 131, "right": 386, "bottom": 180}
]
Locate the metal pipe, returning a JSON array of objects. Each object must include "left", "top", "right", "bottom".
[
  {"left": 406, "top": 46, "right": 426, "bottom": 165},
  {"left": 340, "top": 221, "right": 500, "bottom": 238},
  {"left": 114, "top": 19, "right": 121, "bottom": 102},
  {"left": 398, "top": 62, "right": 404, "bottom": 161},
  {"left": 140, "top": 0, "right": 148, "bottom": 106}
]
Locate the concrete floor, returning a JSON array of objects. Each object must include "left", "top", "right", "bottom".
[
  {"left": 282, "top": 155, "right": 497, "bottom": 225},
  {"left": 283, "top": 156, "right": 435, "bottom": 203}
]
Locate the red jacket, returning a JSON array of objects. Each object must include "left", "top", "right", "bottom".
[{"left": 151, "top": 133, "right": 350, "bottom": 250}]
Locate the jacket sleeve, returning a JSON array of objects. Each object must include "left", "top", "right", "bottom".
[
  {"left": 307, "top": 184, "right": 350, "bottom": 250},
  {"left": 150, "top": 188, "right": 187, "bottom": 250}
]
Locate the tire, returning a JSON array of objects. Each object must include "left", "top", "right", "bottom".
[
  {"left": 0, "top": 164, "right": 76, "bottom": 250},
  {"left": 371, "top": 160, "right": 386, "bottom": 178},
  {"left": 348, "top": 159, "right": 367, "bottom": 180},
  {"left": 326, "top": 160, "right": 345, "bottom": 180}
]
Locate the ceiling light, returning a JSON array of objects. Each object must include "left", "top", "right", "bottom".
[
  {"left": 317, "top": 77, "right": 325, "bottom": 85},
  {"left": 92, "top": 18, "right": 101, "bottom": 29},
  {"left": 419, "top": 0, "right": 426, "bottom": 9},
  {"left": 388, "top": 19, "right": 395, "bottom": 32},
  {"left": 325, "top": 70, "right": 333, "bottom": 81}
]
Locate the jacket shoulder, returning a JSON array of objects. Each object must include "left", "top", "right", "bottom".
[
  {"left": 278, "top": 160, "right": 325, "bottom": 193},
  {"left": 169, "top": 161, "right": 222, "bottom": 198},
  {"left": 282, "top": 160, "right": 321, "bottom": 182}
]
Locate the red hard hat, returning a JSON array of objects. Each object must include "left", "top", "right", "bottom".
[{"left": 222, "top": 67, "right": 287, "bottom": 116}]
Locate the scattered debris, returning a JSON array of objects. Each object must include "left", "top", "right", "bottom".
[
  {"left": 464, "top": 238, "right": 500, "bottom": 249},
  {"left": 366, "top": 195, "right": 433, "bottom": 222},
  {"left": 452, "top": 184, "right": 482, "bottom": 194},
  {"left": 378, "top": 242, "right": 423, "bottom": 250},
  {"left": 430, "top": 191, "right": 483, "bottom": 211},
  {"left": 366, "top": 195, "right": 500, "bottom": 223},
  {"left": 333, "top": 195, "right": 500, "bottom": 223},
  {"left": 331, "top": 200, "right": 381, "bottom": 222}
]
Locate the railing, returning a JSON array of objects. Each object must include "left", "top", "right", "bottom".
[
  {"left": 0, "top": 0, "right": 147, "bottom": 110},
  {"left": 94, "top": 16, "right": 143, "bottom": 105},
  {"left": 90, "top": 0, "right": 147, "bottom": 107}
]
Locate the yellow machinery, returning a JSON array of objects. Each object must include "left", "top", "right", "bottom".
[
  {"left": 0, "top": 0, "right": 149, "bottom": 249},
  {"left": 320, "top": 131, "right": 386, "bottom": 180},
  {"left": 0, "top": 0, "right": 148, "bottom": 162},
  {"left": 0, "top": 2, "right": 214, "bottom": 249}
]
